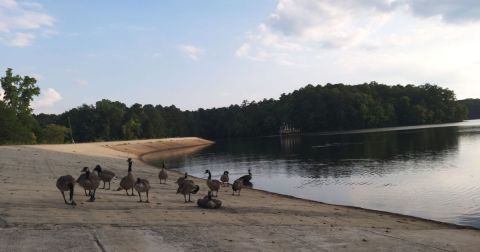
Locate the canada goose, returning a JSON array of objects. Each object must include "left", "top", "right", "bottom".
[
  {"left": 220, "top": 171, "right": 229, "bottom": 186},
  {"left": 158, "top": 162, "right": 168, "bottom": 184},
  {"left": 177, "top": 180, "right": 200, "bottom": 203},
  {"left": 56, "top": 175, "right": 76, "bottom": 205},
  {"left": 76, "top": 167, "right": 100, "bottom": 202},
  {"left": 176, "top": 172, "right": 190, "bottom": 187},
  {"left": 93, "top": 165, "right": 115, "bottom": 189},
  {"left": 232, "top": 179, "right": 242, "bottom": 196},
  {"left": 197, "top": 191, "right": 222, "bottom": 209},
  {"left": 116, "top": 158, "right": 136, "bottom": 196},
  {"left": 238, "top": 169, "right": 253, "bottom": 187},
  {"left": 134, "top": 178, "right": 151, "bottom": 203},
  {"left": 204, "top": 169, "right": 221, "bottom": 197}
]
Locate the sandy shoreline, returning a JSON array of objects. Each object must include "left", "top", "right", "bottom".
[{"left": 1, "top": 137, "right": 480, "bottom": 251}]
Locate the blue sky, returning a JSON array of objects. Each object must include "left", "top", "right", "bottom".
[{"left": 1, "top": 0, "right": 480, "bottom": 113}]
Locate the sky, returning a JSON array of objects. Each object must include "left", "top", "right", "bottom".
[{"left": 1, "top": 0, "right": 480, "bottom": 114}]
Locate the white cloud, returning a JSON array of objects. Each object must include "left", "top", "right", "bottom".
[
  {"left": 234, "top": 0, "right": 480, "bottom": 98},
  {"left": 0, "top": 0, "right": 55, "bottom": 47},
  {"left": 32, "top": 87, "right": 62, "bottom": 113},
  {"left": 0, "top": 88, "right": 4, "bottom": 100},
  {"left": 178, "top": 44, "right": 203, "bottom": 61},
  {"left": 74, "top": 79, "right": 89, "bottom": 86}
]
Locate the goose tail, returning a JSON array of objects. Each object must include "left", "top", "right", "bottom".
[{"left": 192, "top": 185, "right": 200, "bottom": 194}]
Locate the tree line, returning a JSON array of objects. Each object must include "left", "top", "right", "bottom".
[
  {"left": 459, "top": 99, "right": 480, "bottom": 119},
  {"left": 0, "top": 68, "right": 469, "bottom": 144}
]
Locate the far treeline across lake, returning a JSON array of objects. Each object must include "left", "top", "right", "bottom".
[{"left": 1, "top": 68, "right": 479, "bottom": 144}]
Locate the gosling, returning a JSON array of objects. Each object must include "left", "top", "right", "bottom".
[
  {"left": 232, "top": 179, "right": 242, "bottom": 196},
  {"left": 93, "top": 164, "right": 115, "bottom": 190},
  {"left": 76, "top": 167, "right": 100, "bottom": 202},
  {"left": 56, "top": 175, "right": 76, "bottom": 205},
  {"left": 220, "top": 171, "right": 229, "bottom": 186},
  {"left": 205, "top": 169, "right": 221, "bottom": 197},
  {"left": 134, "top": 178, "right": 151, "bottom": 203}
]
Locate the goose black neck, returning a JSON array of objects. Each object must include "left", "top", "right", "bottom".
[
  {"left": 85, "top": 170, "right": 90, "bottom": 179},
  {"left": 207, "top": 171, "right": 211, "bottom": 180}
]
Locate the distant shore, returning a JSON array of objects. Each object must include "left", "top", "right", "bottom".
[{"left": 0, "top": 137, "right": 479, "bottom": 251}]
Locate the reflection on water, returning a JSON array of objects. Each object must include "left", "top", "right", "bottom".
[{"left": 150, "top": 120, "right": 480, "bottom": 228}]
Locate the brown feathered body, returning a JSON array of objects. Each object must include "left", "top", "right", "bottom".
[
  {"left": 205, "top": 170, "right": 221, "bottom": 197},
  {"left": 232, "top": 179, "right": 243, "bottom": 196},
  {"left": 158, "top": 168, "right": 168, "bottom": 184},
  {"left": 93, "top": 165, "right": 115, "bottom": 189},
  {"left": 56, "top": 175, "right": 76, "bottom": 205},
  {"left": 197, "top": 191, "right": 222, "bottom": 209},
  {"left": 177, "top": 180, "right": 200, "bottom": 203},
  {"left": 76, "top": 168, "right": 100, "bottom": 201},
  {"left": 134, "top": 178, "right": 151, "bottom": 202},
  {"left": 220, "top": 171, "right": 229, "bottom": 186}
]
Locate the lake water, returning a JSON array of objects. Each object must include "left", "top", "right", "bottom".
[{"left": 151, "top": 120, "right": 480, "bottom": 228}]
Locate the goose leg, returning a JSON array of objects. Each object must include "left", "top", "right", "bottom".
[
  {"left": 61, "top": 191, "right": 68, "bottom": 204},
  {"left": 125, "top": 189, "right": 129, "bottom": 196},
  {"left": 108, "top": 181, "right": 111, "bottom": 190},
  {"left": 188, "top": 193, "right": 192, "bottom": 202},
  {"left": 102, "top": 181, "right": 106, "bottom": 189},
  {"left": 84, "top": 189, "right": 88, "bottom": 196},
  {"left": 88, "top": 189, "right": 96, "bottom": 202},
  {"left": 184, "top": 194, "right": 187, "bottom": 203},
  {"left": 130, "top": 188, "right": 135, "bottom": 196},
  {"left": 146, "top": 191, "right": 149, "bottom": 203},
  {"left": 138, "top": 192, "right": 142, "bottom": 202}
]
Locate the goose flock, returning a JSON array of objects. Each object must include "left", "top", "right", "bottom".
[{"left": 55, "top": 157, "right": 252, "bottom": 209}]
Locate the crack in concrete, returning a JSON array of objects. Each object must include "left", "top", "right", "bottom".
[{"left": 93, "top": 232, "right": 107, "bottom": 252}]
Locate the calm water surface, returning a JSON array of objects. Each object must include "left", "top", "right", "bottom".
[{"left": 152, "top": 120, "right": 480, "bottom": 228}]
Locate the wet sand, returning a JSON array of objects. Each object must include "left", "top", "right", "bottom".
[{"left": 0, "top": 137, "right": 479, "bottom": 251}]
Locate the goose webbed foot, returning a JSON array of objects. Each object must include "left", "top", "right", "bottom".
[{"left": 70, "top": 200, "right": 77, "bottom": 206}]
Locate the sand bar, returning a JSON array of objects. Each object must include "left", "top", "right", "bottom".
[{"left": 0, "top": 137, "right": 479, "bottom": 251}]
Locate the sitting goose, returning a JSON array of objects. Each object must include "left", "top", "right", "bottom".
[
  {"left": 232, "top": 179, "right": 242, "bottom": 196},
  {"left": 220, "top": 171, "right": 229, "bottom": 186},
  {"left": 177, "top": 180, "right": 200, "bottom": 203},
  {"left": 134, "top": 178, "right": 151, "bottom": 203},
  {"left": 76, "top": 167, "right": 100, "bottom": 202},
  {"left": 158, "top": 162, "right": 168, "bottom": 184},
  {"left": 197, "top": 191, "right": 222, "bottom": 209},
  {"left": 93, "top": 164, "right": 115, "bottom": 190},
  {"left": 205, "top": 169, "right": 221, "bottom": 197},
  {"left": 117, "top": 158, "right": 136, "bottom": 196},
  {"left": 56, "top": 175, "right": 76, "bottom": 205}
]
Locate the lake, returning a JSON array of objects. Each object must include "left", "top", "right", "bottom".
[{"left": 150, "top": 120, "right": 480, "bottom": 228}]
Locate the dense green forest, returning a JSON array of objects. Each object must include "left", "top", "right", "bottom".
[
  {"left": 0, "top": 68, "right": 470, "bottom": 144},
  {"left": 459, "top": 99, "right": 480, "bottom": 119}
]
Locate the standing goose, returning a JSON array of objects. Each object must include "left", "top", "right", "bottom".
[
  {"left": 158, "top": 162, "right": 168, "bottom": 184},
  {"left": 56, "top": 175, "right": 76, "bottom": 205},
  {"left": 232, "top": 179, "right": 242, "bottom": 196},
  {"left": 176, "top": 172, "right": 190, "bottom": 187},
  {"left": 117, "top": 158, "right": 136, "bottom": 196},
  {"left": 177, "top": 180, "right": 200, "bottom": 203},
  {"left": 220, "top": 171, "right": 229, "bottom": 186},
  {"left": 204, "top": 169, "right": 221, "bottom": 197},
  {"left": 237, "top": 169, "right": 253, "bottom": 187},
  {"left": 134, "top": 178, "right": 151, "bottom": 203},
  {"left": 76, "top": 167, "right": 100, "bottom": 202},
  {"left": 93, "top": 165, "right": 115, "bottom": 189}
]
